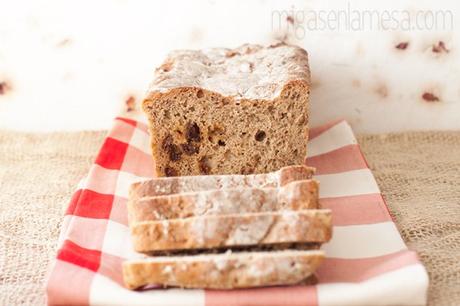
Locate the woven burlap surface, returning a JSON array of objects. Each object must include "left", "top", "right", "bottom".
[
  {"left": 0, "top": 130, "right": 459, "bottom": 306},
  {"left": 358, "top": 132, "right": 460, "bottom": 306},
  {"left": 0, "top": 131, "right": 107, "bottom": 306}
]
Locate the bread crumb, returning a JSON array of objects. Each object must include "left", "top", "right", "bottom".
[
  {"left": 395, "top": 42, "right": 409, "bottom": 50},
  {"left": 351, "top": 79, "right": 361, "bottom": 88},
  {"left": 162, "top": 220, "right": 169, "bottom": 236},
  {"left": 422, "top": 92, "right": 440, "bottom": 102},
  {"left": 432, "top": 41, "right": 449, "bottom": 53},
  {"left": 214, "top": 258, "right": 229, "bottom": 271},
  {"left": 0, "top": 81, "right": 11, "bottom": 95},
  {"left": 56, "top": 38, "right": 72, "bottom": 47},
  {"left": 373, "top": 83, "right": 389, "bottom": 98},
  {"left": 125, "top": 96, "right": 136, "bottom": 112}
]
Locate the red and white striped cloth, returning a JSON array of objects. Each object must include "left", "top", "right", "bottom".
[{"left": 46, "top": 117, "right": 428, "bottom": 306}]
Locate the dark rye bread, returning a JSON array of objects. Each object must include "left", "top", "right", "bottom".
[
  {"left": 129, "top": 165, "right": 315, "bottom": 200},
  {"left": 131, "top": 210, "right": 332, "bottom": 253},
  {"left": 142, "top": 43, "right": 311, "bottom": 176},
  {"left": 123, "top": 249, "right": 324, "bottom": 289},
  {"left": 128, "top": 180, "right": 319, "bottom": 223}
]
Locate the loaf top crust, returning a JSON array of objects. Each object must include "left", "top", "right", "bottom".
[{"left": 147, "top": 43, "right": 310, "bottom": 100}]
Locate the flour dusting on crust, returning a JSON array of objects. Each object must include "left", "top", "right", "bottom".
[{"left": 147, "top": 44, "right": 310, "bottom": 100}]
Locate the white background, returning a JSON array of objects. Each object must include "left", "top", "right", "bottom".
[{"left": 0, "top": 0, "right": 459, "bottom": 133}]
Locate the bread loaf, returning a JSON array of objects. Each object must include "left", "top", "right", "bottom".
[
  {"left": 142, "top": 44, "right": 311, "bottom": 176},
  {"left": 123, "top": 249, "right": 324, "bottom": 289}
]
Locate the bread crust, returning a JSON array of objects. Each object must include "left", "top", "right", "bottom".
[
  {"left": 122, "top": 250, "right": 324, "bottom": 289},
  {"left": 145, "top": 44, "right": 310, "bottom": 101},
  {"left": 131, "top": 210, "right": 332, "bottom": 253}
]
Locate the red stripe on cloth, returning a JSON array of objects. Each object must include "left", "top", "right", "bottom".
[
  {"left": 115, "top": 117, "right": 137, "bottom": 127},
  {"left": 95, "top": 137, "right": 129, "bottom": 170},
  {"left": 206, "top": 285, "right": 317, "bottom": 306},
  {"left": 305, "top": 145, "right": 368, "bottom": 175},
  {"left": 317, "top": 250, "right": 420, "bottom": 283},
  {"left": 66, "top": 189, "right": 114, "bottom": 219},
  {"left": 47, "top": 260, "right": 93, "bottom": 306},
  {"left": 116, "top": 117, "right": 149, "bottom": 133},
  {"left": 57, "top": 240, "right": 102, "bottom": 272},
  {"left": 65, "top": 189, "right": 83, "bottom": 215},
  {"left": 308, "top": 119, "right": 344, "bottom": 140},
  {"left": 320, "top": 193, "right": 391, "bottom": 226}
]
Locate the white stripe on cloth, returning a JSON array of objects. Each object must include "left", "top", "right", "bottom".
[
  {"left": 102, "top": 219, "right": 140, "bottom": 259},
  {"left": 90, "top": 273, "right": 205, "bottom": 306},
  {"left": 308, "top": 121, "right": 357, "bottom": 157},
  {"left": 128, "top": 126, "right": 151, "bottom": 154},
  {"left": 317, "top": 264, "right": 428, "bottom": 306},
  {"left": 115, "top": 170, "right": 151, "bottom": 198},
  {"left": 321, "top": 222, "right": 407, "bottom": 259},
  {"left": 316, "top": 169, "right": 381, "bottom": 198},
  {"left": 76, "top": 164, "right": 149, "bottom": 198},
  {"left": 57, "top": 216, "right": 108, "bottom": 251},
  {"left": 57, "top": 215, "right": 72, "bottom": 247}
]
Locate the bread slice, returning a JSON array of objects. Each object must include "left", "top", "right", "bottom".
[
  {"left": 131, "top": 210, "right": 332, "bottom": 253},
  {"left": 123, "top": 249, "right": 324, "bottom": 289},
  {"left": 129, "top": 179, "right": 319, "bottom": 222},
  {"left": 141, "top": 44, "right": 311, "bottom": 176},
  {"left": 129, "top": 165, "right": 315, "bottom": 200}
]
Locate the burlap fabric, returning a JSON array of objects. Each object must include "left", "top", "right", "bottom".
[
  {"left": 0, "top": 130, "right": 458, "bottom": 305},
  {"left": 0, "top": 131, "right": 106, "bottom": 305},
  {"left": 358, "top": 132, "right": 460, "bottom": 306}
]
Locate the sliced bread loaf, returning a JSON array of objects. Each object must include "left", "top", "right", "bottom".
[
  {"left": 123, "top": 249, "right": 324, "bottom": 289},
  {"left": 131, "top": 209, "right": 332, "bottom": 253},
  {"left": 129, "top": 179, "right": 319, "bottom": 222},
  {"left": 130, "top": 165, "right": 315, "bottom": 199}
]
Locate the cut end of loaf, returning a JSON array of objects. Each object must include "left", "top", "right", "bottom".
[
  {"left": 143, "top": 81, "right": 309, "bottom": 176},
  {"left": 142, "top": 43, "right": 310, "bottom": 177}
]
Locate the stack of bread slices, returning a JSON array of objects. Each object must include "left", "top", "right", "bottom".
[{"left": 122, "top": 165, "right": 332, "bottom": 289}]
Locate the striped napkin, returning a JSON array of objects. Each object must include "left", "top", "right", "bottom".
[{"left": 46, "top": 117, "right": 428, "bottom": 306}]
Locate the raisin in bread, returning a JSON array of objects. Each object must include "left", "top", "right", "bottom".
[{"left": 142, "top": 43, "right": 311, "bottom": 176}]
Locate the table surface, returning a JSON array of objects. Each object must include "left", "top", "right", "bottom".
[{"left": 0, "top": 0, "right": 459, "bottom": 133}]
